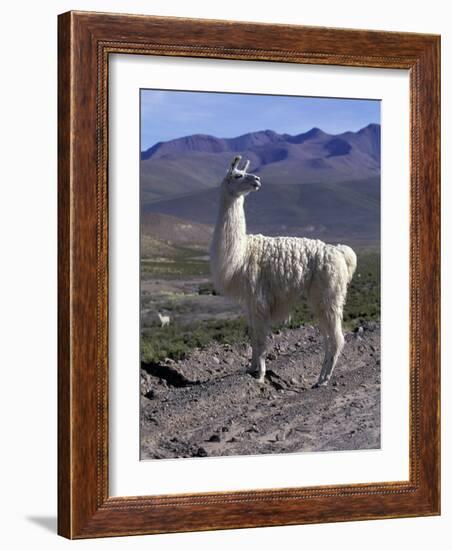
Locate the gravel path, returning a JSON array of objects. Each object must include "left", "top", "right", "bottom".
[{"left": 140, "top": 322, "right": 380, "bottom": 459}]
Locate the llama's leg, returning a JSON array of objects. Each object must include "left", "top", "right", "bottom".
[
  {"left": 306, "top": 288, "right": 331, "bottom": 386},
  {"left": 315, "top": 311, "right": 345, "bottom": 387},
  {"left": 248, "top": 315, "right": 269, "bottom": 384}
]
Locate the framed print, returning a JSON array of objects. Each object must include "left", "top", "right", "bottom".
[{"left": 58, "top": 11, "right": 440, "bottom": 539}]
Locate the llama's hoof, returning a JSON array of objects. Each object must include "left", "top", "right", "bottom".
[
  {"left": 247, "top": 368, "right": 266, "bottom": 384},
  {"left": 313, "top": 380, "right": 328, "bottom": 389}
]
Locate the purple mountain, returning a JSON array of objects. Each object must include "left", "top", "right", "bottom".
[
  {"left": 140, "top": 124, "right": 380, "bottom": 203},
  {"left": 140, "top": 125, "right": 381, "bottom": 243}
]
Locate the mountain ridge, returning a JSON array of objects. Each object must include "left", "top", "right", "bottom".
[
  {"left": 141, "top": 124, "right": 380, "bottom": 161},
  {"left": 140, "top": 124, "right": 381, "bottom": 204},
  {"left": 140, "top": 124, "right": 381, "bottom": 243}
]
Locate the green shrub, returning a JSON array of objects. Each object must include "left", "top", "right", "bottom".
[{"left": 141, "top": 317, "right": 248, "bottom": 364}]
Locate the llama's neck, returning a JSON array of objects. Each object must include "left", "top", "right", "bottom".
[{"left": 210, "top": 188, "right": 247, "bottom": 293}]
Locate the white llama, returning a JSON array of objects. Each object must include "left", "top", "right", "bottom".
[
  {"left": 210, "top": 156, "right": 357, "bottom": 387},
  {"left": 158, "top": 312, "right": 170, "bottom": 328}
]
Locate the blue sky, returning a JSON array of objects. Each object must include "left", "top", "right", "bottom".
[{"left": 140, "top": 89, "right": 380, "bottom": 151}]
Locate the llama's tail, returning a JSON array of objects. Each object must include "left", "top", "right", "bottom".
[{"left": 336, "top": 244, "right": 357, "bottom": 284}]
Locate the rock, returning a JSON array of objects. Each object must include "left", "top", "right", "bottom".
[
  {"left": 140, "top": 377, "right": 151, "bottom": 396},
  {"left": 212, "top": 357, "right": 220, "bottom": 365},
  {"left": 243, "top": 344, "right": 252, "bottom": 357},
  {"left": 267, "top": 352, "right": 277, "bottom": 360},
  {"left": 197, "top": 447, "right": 208, "bottom": 457},
  {"left": 208, "top": 434, "right": 221, "bottom": 443}
]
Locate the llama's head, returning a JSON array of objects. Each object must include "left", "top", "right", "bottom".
[{"left": 222, "top": 155, "right": 261, "bottom": 198}]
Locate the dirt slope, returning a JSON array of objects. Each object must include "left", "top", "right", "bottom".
[{"left": 140, "top": 322, "right": 380, "bottom": 460}]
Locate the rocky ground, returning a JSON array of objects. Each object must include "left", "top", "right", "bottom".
[{"left": 140, "top": 322, "right": 380, "bottom": 459}]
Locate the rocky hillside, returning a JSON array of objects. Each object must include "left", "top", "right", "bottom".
[{"left": 140, "top": 322, "right": 381, "bottom": 459}]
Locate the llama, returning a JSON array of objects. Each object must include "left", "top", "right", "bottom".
[
  {"left": 158, "top": 312, "right": 170, "bottom": 328},
  {"left": 210, "top": 155, "right": 357, "bottom": 387}
]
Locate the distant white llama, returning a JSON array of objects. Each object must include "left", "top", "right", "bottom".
[
  {"left": 210, "top": 156, "right": 357, "bottom": 386},
  {"left": 158, "top": 312, "right": 170, "bottom": 328}
]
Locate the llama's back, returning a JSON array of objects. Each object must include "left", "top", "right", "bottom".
[{"left": 245, "top": 235, "right": 356, "bottom": 282}]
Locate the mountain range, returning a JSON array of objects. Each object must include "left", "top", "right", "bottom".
[{"left": 140, "top": 124, "right": 381, "bottom": 244}]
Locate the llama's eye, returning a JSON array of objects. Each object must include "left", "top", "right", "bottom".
[{"left": 233, "top": 174, "right": 242, "bottom": 179}]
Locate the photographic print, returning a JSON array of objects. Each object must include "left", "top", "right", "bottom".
[{"left": 139, "top": 89, "right": 381, "bottom": 460}]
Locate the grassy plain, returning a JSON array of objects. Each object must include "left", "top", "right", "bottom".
[{"left": 140, "top": 241, "right": 380, "bottom": 365}]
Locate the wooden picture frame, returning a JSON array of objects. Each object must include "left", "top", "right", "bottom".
[{"left": 58, "top": 10, "right": 440, "bottom": 539}]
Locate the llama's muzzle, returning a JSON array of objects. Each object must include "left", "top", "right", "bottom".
[{"left": 252, "top": 176, "right": 261, "bottom": 190}]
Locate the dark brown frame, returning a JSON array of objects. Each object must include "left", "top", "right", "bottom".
[{"left": 58, "top": 10, "right": 440, "bottom": 539}]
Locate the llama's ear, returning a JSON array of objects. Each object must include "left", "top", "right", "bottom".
[
  {"left": 243, "top": 160, "right": 250, "bottom": 172},
  {"left": 229, "top": 155, "right": 242, "bottom": 173}
]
